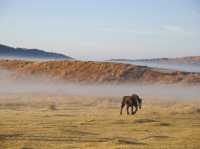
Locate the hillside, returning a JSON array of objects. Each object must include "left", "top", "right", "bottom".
[
  {"left": 0, "top": 44, "right": 73, "bottom": 60},
  {"left": 0, "top": 60, "right": 199, "bottom": 84}
]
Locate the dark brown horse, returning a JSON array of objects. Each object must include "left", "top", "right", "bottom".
[{"left": 120, "top": 94, "right": 142, "bottom": 115}]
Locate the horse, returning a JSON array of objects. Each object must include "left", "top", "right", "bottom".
[{"left": 120, "top": 94, "right": 142, "bottom": 115}]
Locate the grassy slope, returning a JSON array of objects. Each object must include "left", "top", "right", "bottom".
[{"left": 0, "top": 60, "right": 200, "bottom": 84}]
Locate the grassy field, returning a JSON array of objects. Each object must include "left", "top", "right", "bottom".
[{"left": 0, "top": 94, "right": 200, "bottom": 149}]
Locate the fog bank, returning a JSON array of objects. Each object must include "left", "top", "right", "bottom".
[{"left": 0, "top": 69, "right": 199, "bottom": 100}]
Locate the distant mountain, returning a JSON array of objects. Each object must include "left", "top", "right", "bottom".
[
  {"left": 109, "top": 56, "right": 200, "bottom": 65},
  {"left": 0, "top": 44, "right": 73, "bottom": 60}
]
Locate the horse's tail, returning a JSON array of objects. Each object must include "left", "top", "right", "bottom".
[
  {"left": 120, "top": 96, "right": 126, "bottom": 115},
  {"left": 121, "top": 97, "right": 126, "bottom": 106}
]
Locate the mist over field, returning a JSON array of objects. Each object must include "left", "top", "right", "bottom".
[{"left": 0, "top": 69, "right": 199, "bottom": 100}]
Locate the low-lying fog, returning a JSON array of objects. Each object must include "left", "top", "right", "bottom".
[{"left": 0, "top": 69, "right": 200, "bottom": 100}]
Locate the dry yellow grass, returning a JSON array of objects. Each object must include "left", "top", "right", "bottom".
[{"left": 0, "top": 94, "right": 200, "bottom": 149}]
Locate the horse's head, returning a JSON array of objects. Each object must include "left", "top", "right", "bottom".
[{"left": 138, "top": 97, "right": 142, "bottom": 109}]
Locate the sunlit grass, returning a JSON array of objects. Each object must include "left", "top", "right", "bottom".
[{"left": 0, "top": 94, "right": 200, "bottom": 149}]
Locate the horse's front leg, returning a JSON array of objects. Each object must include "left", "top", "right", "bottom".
[{"left": 132, "top": 105, "right": 138, "bottom": 115}]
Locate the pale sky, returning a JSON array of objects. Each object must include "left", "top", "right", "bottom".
[{"left": 0, "top": 0, "right": 200, "bottom": 60}]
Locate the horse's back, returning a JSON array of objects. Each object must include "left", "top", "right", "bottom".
[
  {"left": 131, "top": 94, "right": 139, "bottom": 99},
  {"left": 122, "top": 96, "right": 134, "bottom": 105}
]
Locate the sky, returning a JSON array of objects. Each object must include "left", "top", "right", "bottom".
[{"left": 0, "top": 0, "right": 200, "bottom": 60}]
